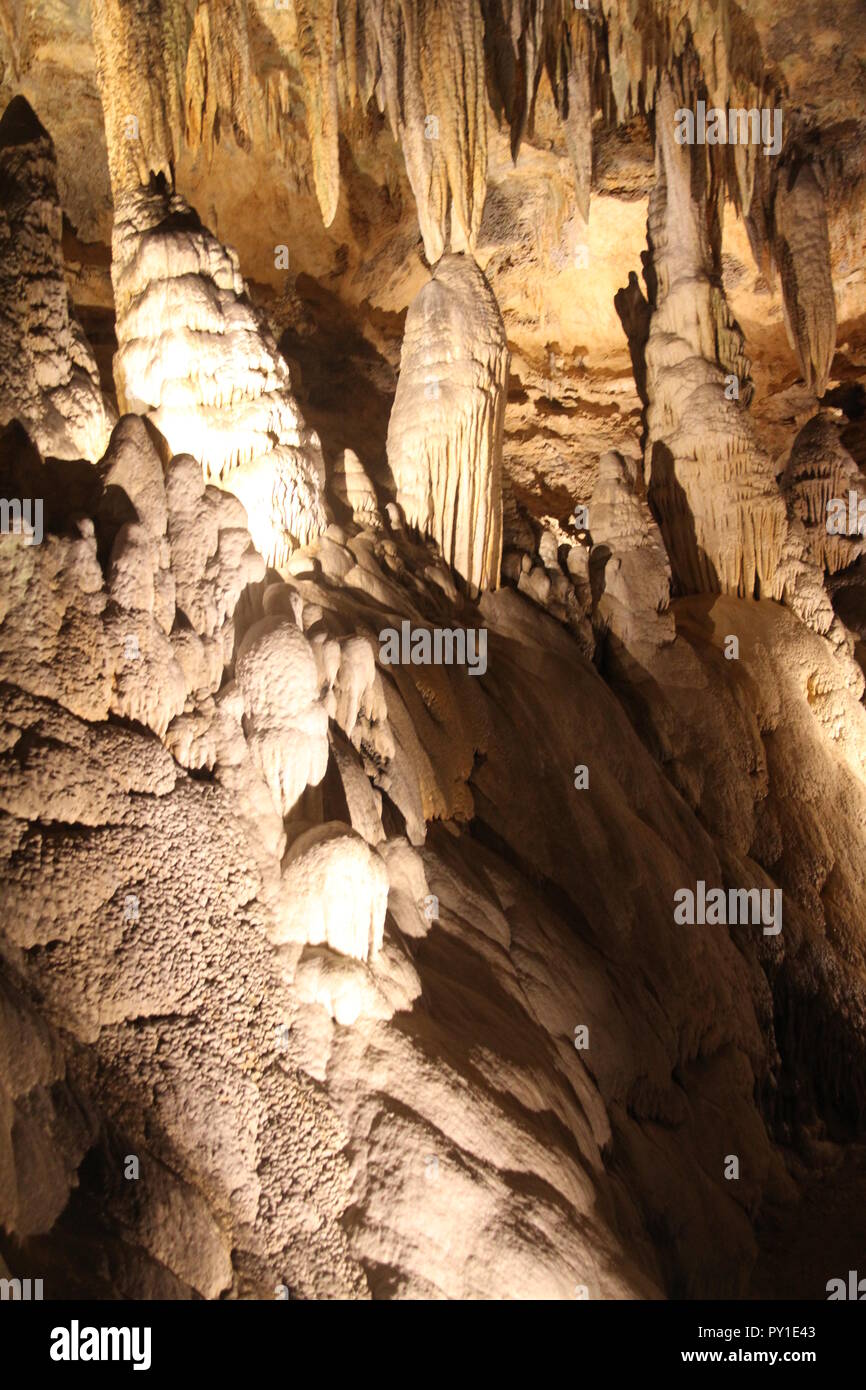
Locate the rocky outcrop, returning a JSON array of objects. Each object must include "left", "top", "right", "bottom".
[{"left": 387, "top": 253, "right": 508, "bottom": 595}]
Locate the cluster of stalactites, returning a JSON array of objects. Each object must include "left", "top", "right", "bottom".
[
  {"left": 324, "top": 0, "right": 794, "bottom": 253},
  {"left": 298, "top": 0, "right": 490, "bottom": 260},
  {"left": 481, "top": 0, "right": 601, "bottom": 224},
  {"left": 89, "top": 1, "right": 837, "bottom": 397}
]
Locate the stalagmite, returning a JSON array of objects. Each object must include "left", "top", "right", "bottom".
[
  {"left": 589, "top": 449, "right": 674, "bottom": 660},
  {"left": 88, "top": 0, "right": 329, "bottom": 571},
  {"left": 0, "top": 97, "right": 109, "bottom": 462},
  {"left": 330, "top": 448, "right": 381, "bottom": 527},
  {"left": 781, "top": 412, "right": 865, "bottom": 574},
  {"left": 387, "top": 253, "right": 508, "bottom": 595},
  {"left": 644, "top": 74, "right": 788, "bottom": 601},
  {"left": 773, "top": 162, "right": 837, "bottom": 398},
  {"left": 4, "top": 0, "right": 866, "bottom": 1315},
  {"left": 109, "top": 192, "right": 327, "bottom": 569}
]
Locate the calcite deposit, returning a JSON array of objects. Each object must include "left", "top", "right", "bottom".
[{"left": 1, "top": 0, "right": 865, "bottom": 1310}]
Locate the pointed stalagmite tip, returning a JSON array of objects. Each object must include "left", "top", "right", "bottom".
[{"left": 0, "top": 94, "right": 52, "bottom": 150}]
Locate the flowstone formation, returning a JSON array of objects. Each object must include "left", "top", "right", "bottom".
[{"left": 1, "top": 0, "right": 866, "bottom": 1312}]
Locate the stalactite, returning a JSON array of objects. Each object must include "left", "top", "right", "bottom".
[
  {"left": 547, "top": 3, "right": 594, "bottom": 223},
  {"left": 294, "top": 0, "right": 341, "bottom": 228},
  {"left": 366, "top": 0, "right": 488, "bottom": 262},
  {"left": 184, "top": 0, "right": 254, "bottom": 166},
  {"left": 90, "top": 0, "right": 188, "bottom": 195},
  {"left": 773, "top": 161, "right": 837, "bottom": 399},
  {"left": 386, "top": 253, "right": 509, "bottom": 594}
]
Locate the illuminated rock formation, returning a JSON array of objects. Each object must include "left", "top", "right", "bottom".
[
  {"left": 781, "top": 412, "right": 865, "bottom": 574},
  {"left": 89, "top": 0, "right": 328, "bottom": 570},
  {"left": 2, "top": 0, "right": 866, "bottom": 1313},
  {"left": 387, "top": 253, "right": 508, "bottom": 595},
  {"left": 773, "top": 162, "right": 837, "bottom": 399},
  {"left": 235, "top": 615, "right": 329, "bottom": 818},
  {"left": 0, "top": 97, "right": 109, "bottom": 462},
  {"left": 589, "top": 449, "right": 675, "bottom": 661},
  {"left": 644, "top": 73, "right": 788, "bottom": 602},
  {"left": 276, "top": 822, "right": 389, "bottom": 962},
  {"left": 109, "top": 184, "right": 328, "bottom": 570}
]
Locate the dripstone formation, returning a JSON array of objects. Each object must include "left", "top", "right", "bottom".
[{"left": 1, "top": 0, "right": 865, "bottom": 1304}]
